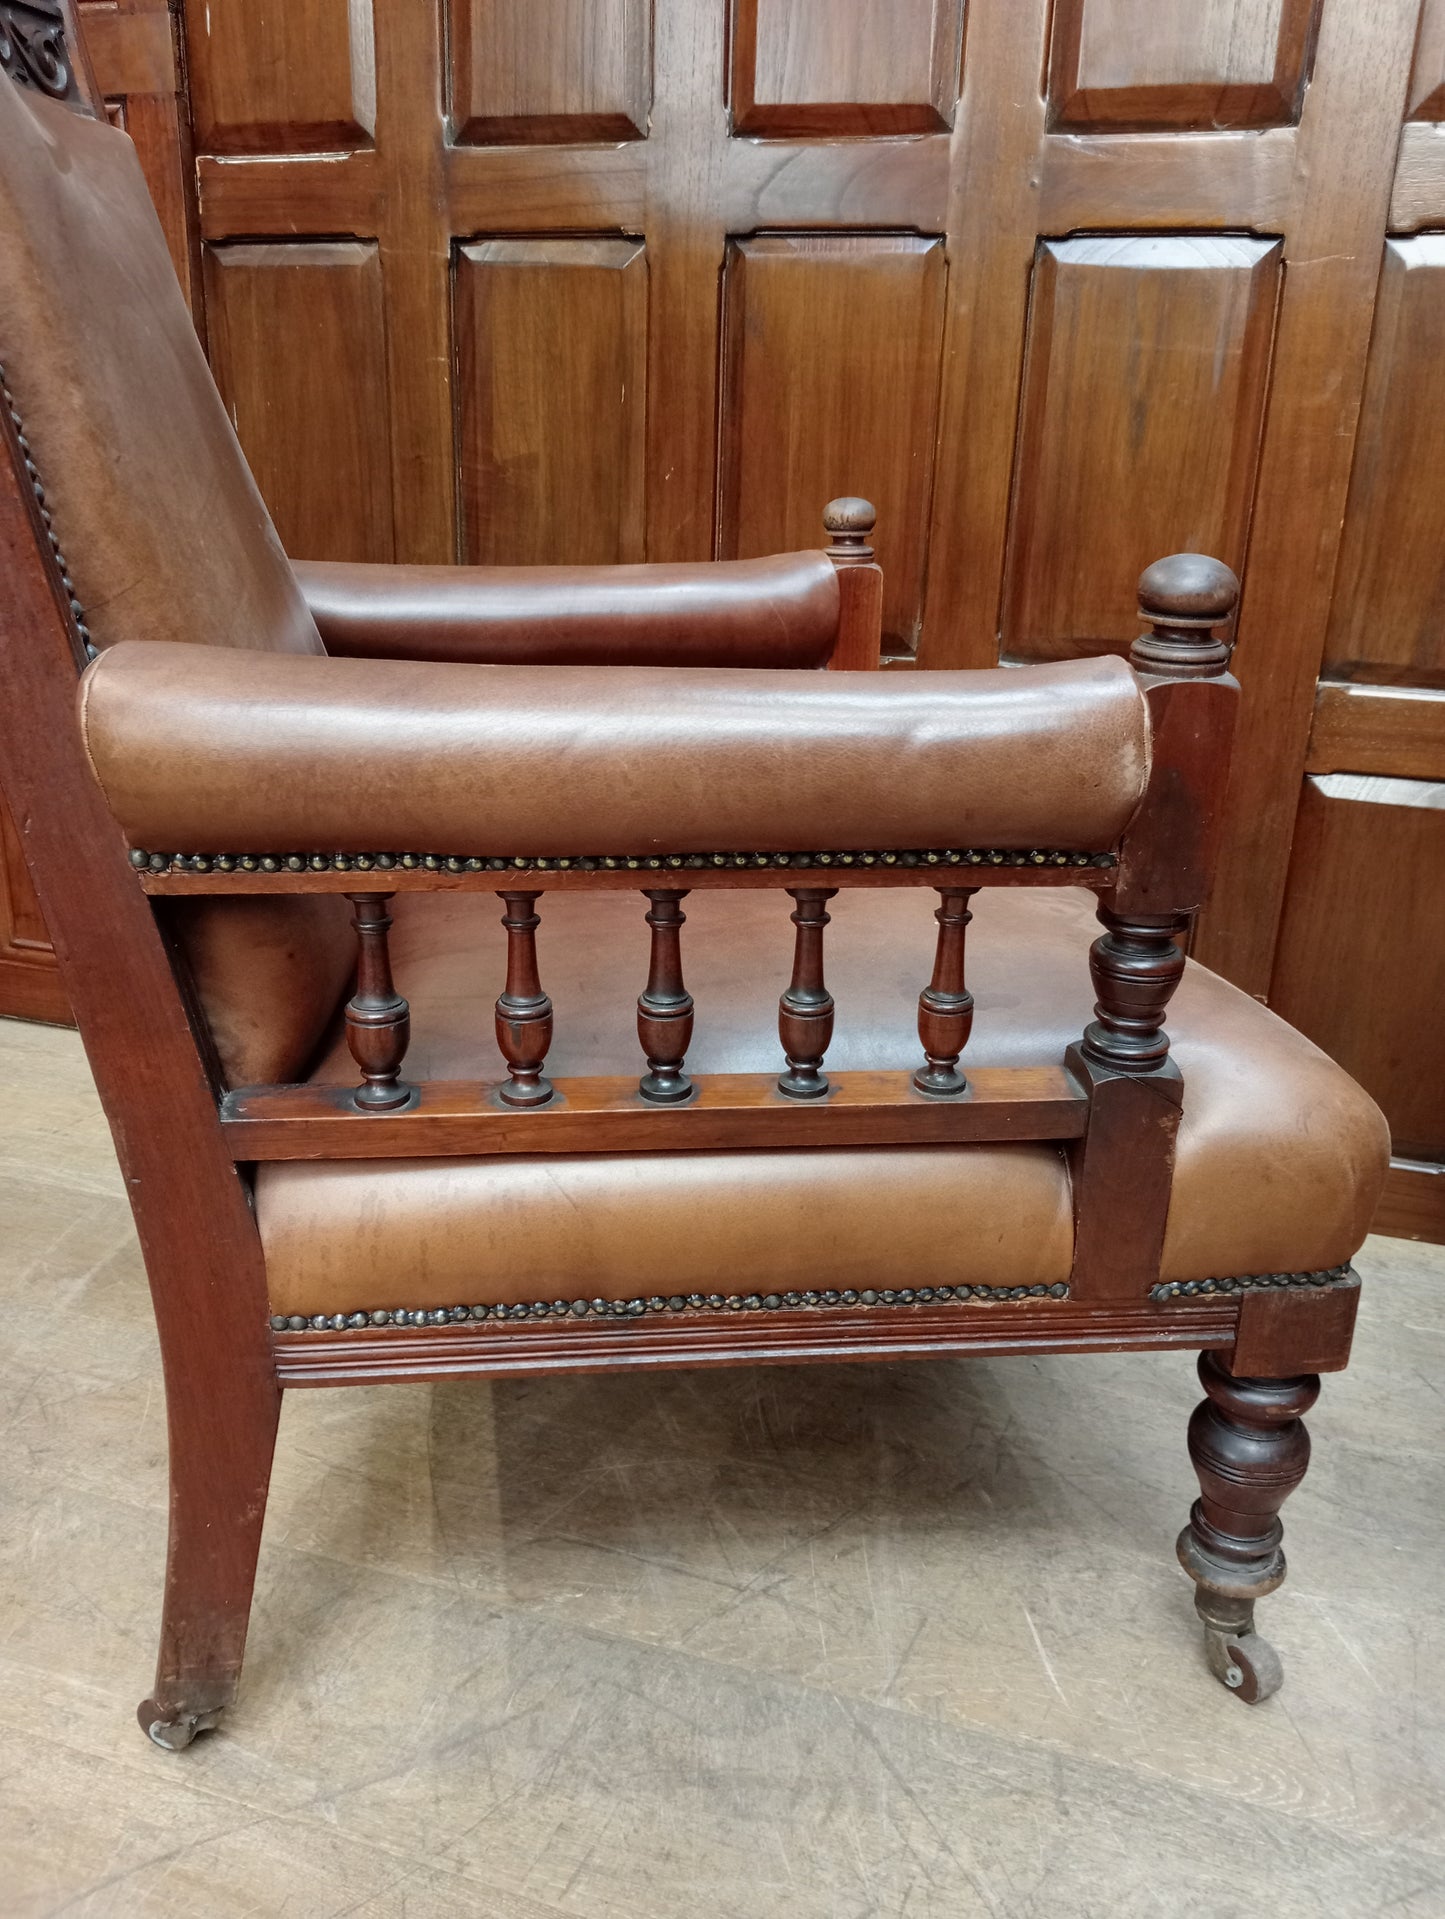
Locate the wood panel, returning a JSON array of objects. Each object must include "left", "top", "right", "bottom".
[
  {"left": 1271, "top": 774, "right": 1445, "bottom": 1161},
  {"left": 1408, "top": 0, "right": 1445, "bottom": 119},
  {"left": 454, "top": 238, "right": 647, "bottom": 567},
  {"left": 1327, "top": 237, "right": 1445, "bottom": 677},
  {"left": 203, "top": 242, "right": 394, "bottom": 563},
  {"left": 1050, "top": 0, "right": 1320, "bottom": 130},
  {"left": 1002, "top": 234, "right": 1279, "bottom": 662},
  {"left": 730, "top": 0, "right": 963, "bottom": 137},
  {"left": 719, "top": 233, "right": 946, "bottom": 653},
  {"left": 182, "top": 0, "right": 374, "bottom": 152},
  {"left": 1308, "top": 681, "right": 1445, "bottom": 781},
  {"left": 0, "top": 803, "right": 69, "bottom": 1025},
  {"left": 449, "top": 0, "right": 649, "bottom": 144}
]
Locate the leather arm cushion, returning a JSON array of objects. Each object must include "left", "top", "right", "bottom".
[
  {"left": 78, "top": 644, "right": 1150, "bottom": 857},
  {"left": 292, "top": 553, "right": 842, "bottom": 668}
]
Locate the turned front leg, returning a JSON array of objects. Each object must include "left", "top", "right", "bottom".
[
  {"left": 1177, "top": 1353, "right": 1320, "bottom": 1703},
  {"left": 495, "top": 890, "right": 553, "bottom": 1107}
]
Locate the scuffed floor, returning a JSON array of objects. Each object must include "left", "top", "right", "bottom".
[{"left": 1, "top": 1017, "right": 1442, "bottom": 1917}]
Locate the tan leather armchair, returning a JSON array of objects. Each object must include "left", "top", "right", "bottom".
[{"left": 0, "top": 38, "right": 1388, "bottom": 1752}]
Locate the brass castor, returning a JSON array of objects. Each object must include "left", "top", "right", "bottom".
[
  {"left": 1202, "top": 1622, "right": 1284, "bottom": 1703},
  {"left": 1192, "top": 1590, "right": 1284, "bottom": 1705},
  {"left": 137, "top": 1698, "right": 223, "bottom": 1750}
]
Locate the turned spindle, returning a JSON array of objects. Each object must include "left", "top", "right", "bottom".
[
  {"left": 495, "top": 890, "right": 553, "bottom": 1107},
  {"left": 1176, "top": 1354, "right": 1320, "bottom": 1702},
  {"left": 637, "top": 889, "right": 694, "bottom": 1103},
  {"left": 1133, "top": 552, "right": 1240, "bottom": 679},
  {"left": 1079, "top": 904, "right": 1187, "bottom": 1073},
  {"left": 777, "top": 887, "right": 836, "bottom": 1099},
  {"left": 344, "top": 893, "right": 412, "bottom": 1110},
  {"left": 914, "top": 887, "right": 977, "bottom": 1096}
]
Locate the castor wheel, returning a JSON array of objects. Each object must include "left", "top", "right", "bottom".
[
  {"left": 137, "top": 1698, "right": 223, "bottom": 1750},
  {"left": 1203, "top": 1627, "right": 1284, "bottom": 1704}
]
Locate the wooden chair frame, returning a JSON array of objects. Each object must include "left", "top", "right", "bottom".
[{"left": 0, "top": 10, "right": 1360, "bottom": 1747}]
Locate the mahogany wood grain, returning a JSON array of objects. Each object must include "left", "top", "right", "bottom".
[
  {"left": 0, "top": 796, "right": 69, "bottom": 1023},
  {"left": 221, "top": 1066, "right": 1088, "bottom": 1162},
  {"left": 1037, "top": 127, "right": 1297, "bottom": 235},
  {"left": 1270, "top": 774, "right": 1445, "bottom": 1163},
  {"left": 1198, "top": 0, "right": 1422, "bottom": 993},
  {"left": 1049, "top": 0, "right": 1320, "bottom": 131},
  {"left": 729, "top": 0, "right": 962, "bottom": 138},
  {"left": 1307, "top": 682, "right": 1445, "bottom": 782},
  {"left": 273, "top": 1296, "right": 1240, "bottom": 1388},
  {"left": 203, "top": 241, "right": 395, "bottom": 563},
  {"left": 1002, "top": 236, "right": 1278, "bottom": 663},
  {"left": 448, "top": 0, "right": 649, "bottom": 145},
  {"left": 823, "top": 497, "right": 884, "bottom": 672},
  {"left": 718, "top": 233, "right": 946, "bottom": 655},
  {"left": 454, "top": 237, "right": 647, "bottom": 567},
  {"left": 1326, "top": 238, "right": 1445, "bottom": 679},
  {"left": 1230, "top": 1273, "right": 1359, "bottom": 1375},
  {"left": 180, "top": 0, "right": 373, "bottom": 152}
]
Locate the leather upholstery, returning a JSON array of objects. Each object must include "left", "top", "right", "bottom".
[
  {"left": 0, "top": 82, "right": 350, "bottom": 1086},
  {"left": 79, "top": 646, "right": 1150, "bottom": 856},
  {"left": 0, "top": 85, "right": 320, "bottom": 660},
  {"left": 255, "top": 888, "right": 1390, "bottom": 1314},
  {"left": 295, "top": 554, "right": 843, "bottom": 668}
]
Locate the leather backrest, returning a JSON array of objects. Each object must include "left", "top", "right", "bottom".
[{"left": 0, "top": 79, "right": 351, "bottom": 1086}]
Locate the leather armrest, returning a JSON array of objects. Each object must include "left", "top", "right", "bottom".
[
  {"left": 292, "top": 554, "right": 842, "bottom": 668},
  {"left": 78, "top": 643, "right": 1150, "bottom": 858}
]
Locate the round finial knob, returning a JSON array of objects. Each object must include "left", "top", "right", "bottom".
[
  {"left": 823, "top": 498, "right": 876, "bottom": 564},
  {"left": 1133, "top": 552, "right": 1239, "bottom": 677}
]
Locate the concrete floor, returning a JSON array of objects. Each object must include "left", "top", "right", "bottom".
[{"left": 1, "top": 1016, "right": 1443, "bottom": 1918}]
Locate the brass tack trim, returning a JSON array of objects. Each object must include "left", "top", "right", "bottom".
[
  {"left": 0, "top": 360, "right": 94, "bottom": 656},
  {"left": 134, "top": 847, "right": 1118, "bottom": 877},
  {"left": 272, "top": 1281, "right": 1074, "bottom": 1334},
  {"left": 1148, "top": 1264, "right": 1352, "bottom": 1304}
]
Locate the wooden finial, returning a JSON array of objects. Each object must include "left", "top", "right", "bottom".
[
  {"left": 1133, "top": 553, "right": 1239, "bottom": 677},
  {"left": 823, "top": 497, "right": 876, "bottom": 565}
]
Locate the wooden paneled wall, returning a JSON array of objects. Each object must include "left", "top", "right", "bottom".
[{"left": 5, "top": 0, "right": 1444, "bottom": 1238}]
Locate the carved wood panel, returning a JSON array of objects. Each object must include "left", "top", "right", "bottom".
[
  {"left": 1003, "top": 235, "right": 1279, "bottom": 661},
  {"left": 1049, "top": 0, "right": 1321, "bottom": 129},
  {"left": 448, "top": 0, "right": 649, "bottom": 144},
  {"left": 180, "top": 0, "right": 374, "bottom": 152},
  {"left": 1272, "top": 775, "right": 1445, "bottom": 1160},
  {"left": 730, "top": 0, "right": 964, "bottom": 137},
  {"left": 454, "top": 237, "right": 648, "bottom": 566},
  {"left": 718, "top": 234, "right": 946, "bottom": 650},
  {"left": 1327, "top": 237, "right": 1445, "bottom": 676},
  {"left": 203, "top": 241, "right": 394, "bottom": 562}
]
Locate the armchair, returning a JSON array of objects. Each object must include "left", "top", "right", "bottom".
[{"left": 0, "top": 42, "right": 1388, "bottom": 1752}]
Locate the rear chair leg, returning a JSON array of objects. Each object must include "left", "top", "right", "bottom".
[
  {"left": 137, "top": 1370, "right": 281, "bottom": 1749},
  {"left": 1176, "top": 1352, "right": 1319, "bottom": 1704}
]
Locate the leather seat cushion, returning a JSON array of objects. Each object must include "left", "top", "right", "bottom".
[{"left": 255, "top": 889, "right": 1389, "bottom": 1316}]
